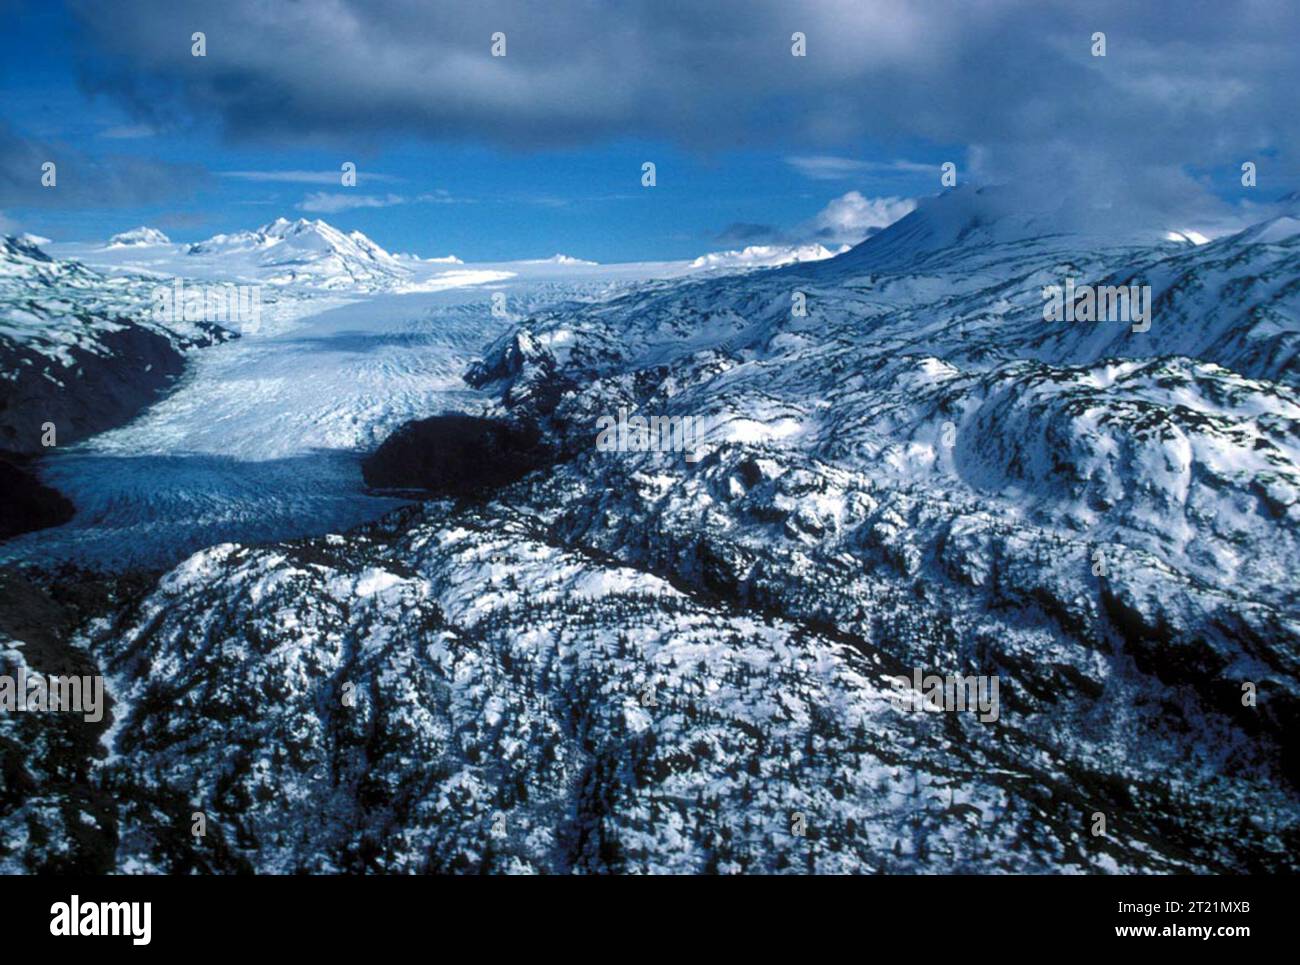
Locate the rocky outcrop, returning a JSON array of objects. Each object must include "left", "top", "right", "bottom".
[{"left": 361, "top": 414, "right": 551, "bottom": 497}]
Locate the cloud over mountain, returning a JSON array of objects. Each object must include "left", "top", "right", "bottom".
[
  {"left": 68, "top": 0, "right": 1300, "bottom": 222},
  {"left": 803, "top": 191, "right": 915, "bottom": 245}
]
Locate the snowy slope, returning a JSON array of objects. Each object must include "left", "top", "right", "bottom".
[
  {"left": 0, "top": 236, "right": 234, "bottom": 455},
  {"left": 184, "top": 217, "right": 412, "bottom": 290},
  {"left": 441, "top": 192, "right": 1300, "bottom": 871},
  {"left": 690, "top": 242, "right": 846, "bottom": 271},
  {"left": 107, "top": 226, "right": 171, "bottom": 248},
  {"left": 4, "top": 193, "right": 1299, "bottom": 875},
  {"left": 0, "top": 293, "right": 513, "bottom": 568}
]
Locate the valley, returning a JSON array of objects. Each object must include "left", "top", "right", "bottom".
[{"left": 2, "top": 192, "right": 1298, "bottom": 874}]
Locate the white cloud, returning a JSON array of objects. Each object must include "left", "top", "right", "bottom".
[
  {"left": 74, "top": 1, "right": 1300, "bottom": 222},
  {"left": 786, "top": 156, "right": 933, "bottom": 181},
  {"left": 296, "top": 190, "right": 459, "bottom": 213},
  {"left": 297, "top": 192, "right": 407, "bottom": 213},
  {"left": 223, "top": 170, "right": 401, "bottom": 185},
  {"left": 802, "top": 192, "right": 916, "bottom": 245},
  {"left": 690, "top": 243, "right": 845, "bottom": 270}
]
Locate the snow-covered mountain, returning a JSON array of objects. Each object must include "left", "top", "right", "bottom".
[
  {"left": 0, "top": 233, "right": 95, "bottom": 283},
  {"left": 357, "top": 191, "right": 1300, "bottom": 871},
  {"left": 0, "top": 236, "right": 238, "bottom": 542},
  {"left": 36, "top": 218, "right": 867, "bottom": 300},
  {"left": 0, "top": 236, "right": 235, "bottom": 457},
  {"left": 186, "top": 217, "right": 411, "bottom": 290},
  {"left": 3, "top": 190, "right": 1299, "bottom": 874},
  {"left": 690, "top": 242, "right": 845, "bottom": 270},
  {"left": 107, "top": 226, "right": 171, "bottom": 248}
]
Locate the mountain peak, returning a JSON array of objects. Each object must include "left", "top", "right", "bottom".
[
  {"left": 107, "top": 226, "right": 171, "bottom": 248},
  {"left": 1, "top": 233, "right": 54, "bottom": 264},
  {"left": 825, "top": 185, "right": 1184, "bottom": 273},
  {"left": 258, "top": 216, "right": 335, "bottom": 237},
  {"left": 831, "top": 187, "right": 1047, "bottom": 270},
  {"left": 185, "top": 217, "right": 405, "bottom": 289},
  {"left": 1232, "top": 215, "right": 1300, "bottom": 245}
]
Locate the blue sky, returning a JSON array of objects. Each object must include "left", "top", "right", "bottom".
[
  {"left": 1, "top": 1, "right": 1296, "bottom": 260},
  {"left": 0, "top": 1, "right": 946, "bottom": 260}
]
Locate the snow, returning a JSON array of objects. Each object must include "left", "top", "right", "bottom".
[
  {"left": 521, "top": 253, "right": 599, "bottom": 266},
  {"left": 1, "top": 290, "right": 505, "bottom": 568},
  {"left": 690, "top": 243, "right": 842, "bottom": 270},
  {"left": 0, "top": 233, "right": 724, "bottom": 570},
  {"left": 6, "top": 202, "right": 1300, "bottom": 875},
  {"left": 1233, "top": 216, "right": 1300, "bottom": 245},
  {"left": 1164, "top": 229, "right": 1211, "bottom": 245},
  {"left": 352, "top": 567, "right": 407, "bottom": 597},
  {"left": 107, "top": 226, "right": 171, "bottom": 247}
]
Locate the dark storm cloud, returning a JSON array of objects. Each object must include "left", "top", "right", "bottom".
[
  {"left": 716, "top": 222, "right": 787, "bottom": 245},
  {"left": 66, "top": 1, "right": 1300, "bottom": 220},
  {"left": 0, "top": 123, "right": 209, "bottom": 208}
]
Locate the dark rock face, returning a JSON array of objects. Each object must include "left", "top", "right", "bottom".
[
  {"left": 464, "top": 329, "right": 571, "bottom": 418},
  {"left": 361, "top": 414, "right": 550, "bottom": 497},
  {"left": 0, "top": 244, "right": 234, "bottom": 540},
  {"left": 0, "top": 324, "right": 189, "bottom": 544},
  {"left": 0, "top": 322, "right": 203, "bottom": 457},
  {"left": 0, "top": 459, "right": 75, "bottom": 539}
]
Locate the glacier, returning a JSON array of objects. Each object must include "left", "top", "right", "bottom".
[{"left": 2, "top": 193, "right": 1298, "bottom": 874}]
